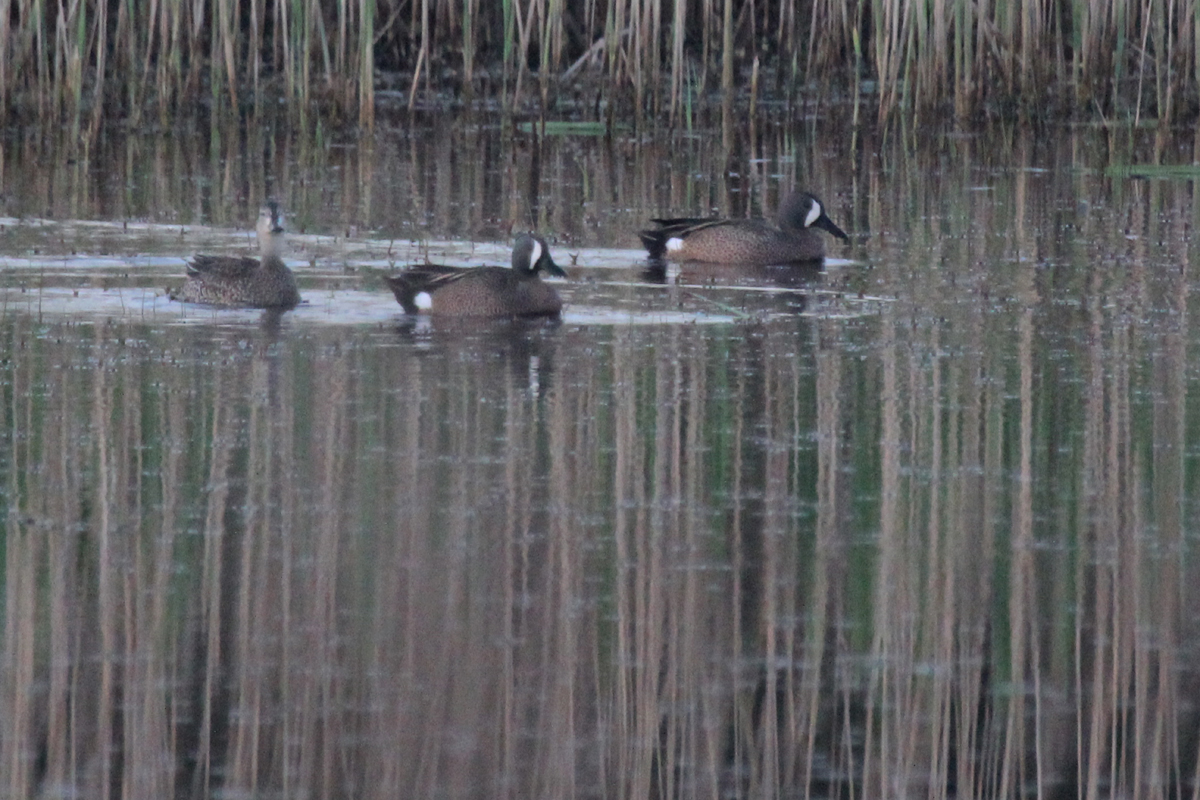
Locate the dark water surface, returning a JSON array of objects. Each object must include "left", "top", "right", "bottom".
[{"left": 1, "top": 114, "right": 1199, "bottom": 799}]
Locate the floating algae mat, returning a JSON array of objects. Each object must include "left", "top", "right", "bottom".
[
  {"left": 515, "top": 120, "right": 629, "bottom": 136},
  {"left": 1104, "top": 163, "right": 1200, "bottom": 179}
]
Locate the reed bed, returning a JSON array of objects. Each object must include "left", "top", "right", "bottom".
[{"left": 0, "top": 0, "right": 1197, "bottom": 130}]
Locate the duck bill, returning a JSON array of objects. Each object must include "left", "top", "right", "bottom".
[
  {"left": 540, "top": 257, "right": 568, "bottom": 278},
  {"left": 814, "top": 213, "right": 849, "bottom": 241}
]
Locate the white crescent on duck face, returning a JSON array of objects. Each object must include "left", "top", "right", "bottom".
[
  {"left": 804, "top": 201, "right": 822, "bottom": 228},
  {"left": 528, "top": 237, "right": 543, "bottom": 269}
]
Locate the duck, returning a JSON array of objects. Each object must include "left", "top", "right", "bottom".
[
  {"left": 170, "top": 200, "right": 300, "bottom": 309},
  {"left": 639, "top": 189, "right": 848, "bottom": 265},
  {"left": 385, "top": 234, "right": 567, "bottom": 317}
]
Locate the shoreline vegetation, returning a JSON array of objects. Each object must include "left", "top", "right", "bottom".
[{"left": 0, "top": 0, "right": 1196, "bottom": 131}]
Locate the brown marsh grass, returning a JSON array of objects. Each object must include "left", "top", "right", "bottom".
[{"left": 0, "top": 0, "right": 1197, "bottom": 130}]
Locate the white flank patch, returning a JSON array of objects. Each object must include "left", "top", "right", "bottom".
[
  {"left": 805, "top": 201, "right": 822, "bottom": 228},
  {"left": 529, "top": 238, "right": 543, "bottom": 266},
  {"left": 415, "top": 291, "right": 433, "bottom": 310},
  {"left": 666, "top": 237, "right": 685, "bottom": 252}
]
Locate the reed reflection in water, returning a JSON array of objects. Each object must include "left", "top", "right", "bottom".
[{"left": 1, "top": 269, "right": 1197, "bottom": 799}]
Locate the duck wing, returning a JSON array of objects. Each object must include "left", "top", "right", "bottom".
[
  {"left": 386, "top": 264, "right": 478, "bottom": 292},
  {"left": 640, "top": 218, "right": 756, "bottom": 259},
  {"left": 648, "top": 217, "right": 721, "bottom": 231},
  {"left": 385, "top": 266, "right": 523, "bottom": 314},
  {"left": 385, "top": 265, "right": 472, "bottom": 313},
  {"left": 186, "top": 255, "right": 262, "bottom": 281}
]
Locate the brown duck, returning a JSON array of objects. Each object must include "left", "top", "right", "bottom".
[
  {"left": 385, "top": 234, "right": 567, "bottom": 317},
  {"left": 640, "top": 189, "right": 848, "bottom": 265},
  {"left": 171, "top": 200, "right": 301, "bottom": 309}
]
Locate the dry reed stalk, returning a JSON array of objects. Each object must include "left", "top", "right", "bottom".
[
  {"left": 35, "top": 0, "right": 50, "bottom": 118},
  {"left": 336, "top": 0, "right": 349, "bottom": 97},
  {"left": 605, "top": 0, "right": 625, "bottom": 96},
  {"left": 462, "top": 0, "right": 476, "bottom": 94},
  {"left": 536, "top": 0, "right": 549, "bottom": 104},
  {"left": 648, "top": 0, "right": 662, "bottom": 115},
  {"left": 509, "top": 0, "right": 538, "bottom": 111},
  {"left": 360, "top": 0, "right": 375, "bottom": 125},
  {"left": 954, "top": 0, "right": 973, "bottom": 117},
  {"left": 749, "top": 55, "right": 758, "bottom": 118},
  {"left": 628, "top": 0, "right": 644, "bottom": 114},
  {"left": 721, "top": 0, "right": 732, "bottom": 97},
  {"left": 500, "top": 0, "right": 514, "bottom": 99},
  {"left": 777, "top": 0, "right": 795, "bottom": 64},
  {"left": 541, "top": 0, "right": 564, "bottom": 106},
  {"left": 668, "top": 0, "right": 684, "bottom": 124},
  {"left": 0, "top": 0, "right": 10, "bottom": 115},
  {"left": 87, "top": 0, "right": 107, "bottom": 135},
  {"left": 247, "top": 0, "right": 263, "bottom": 105},
  {"left": 129, "top": 0, "right": 152, "bottom": 123},
  {"left": 873, "top": 0, "right": 903, "bottom": 120},
  {"left": 407, "top": 0, "right": 428, "bottom": 109},
  {"left": 46, "top": 0, "right": 67, "bottom": 121},
  {"left": 297, "top": 0, "right": 312, "bottom": 108},
  {"left": 1111, "top": 0, "right": 1130, "bottom": 111},
  {"left": 932, "top": 0, "right": 948, "bottom": 100},
  {"left": 314, "top": 4, "right": 334, "bottom": 101},
  {"left": 217, "top": 0, "right": 239, "bottom": 109},
  {"left": 697, "top": 0, "right": 710, "bottom": 93},
  {"left": 277, "top": 0, "right": 294, "bottom": 101}
]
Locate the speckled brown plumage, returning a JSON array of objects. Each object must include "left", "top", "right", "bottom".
[
  {"left": 385, "top": 234, "right": 567, "bottom": 317},
  {"left": 639, "top": 189, "right": 848, "bottom": 265},
  {"left": 171, "top": 201, "right": 300, "bottom": 309}
]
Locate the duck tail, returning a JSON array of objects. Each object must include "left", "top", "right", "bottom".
[
  {"left": 639, "top": 229, "right": 670, "bottom": 260},
  {"left": 384, "top": 275, "right": 422, "bottom": 315}
]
